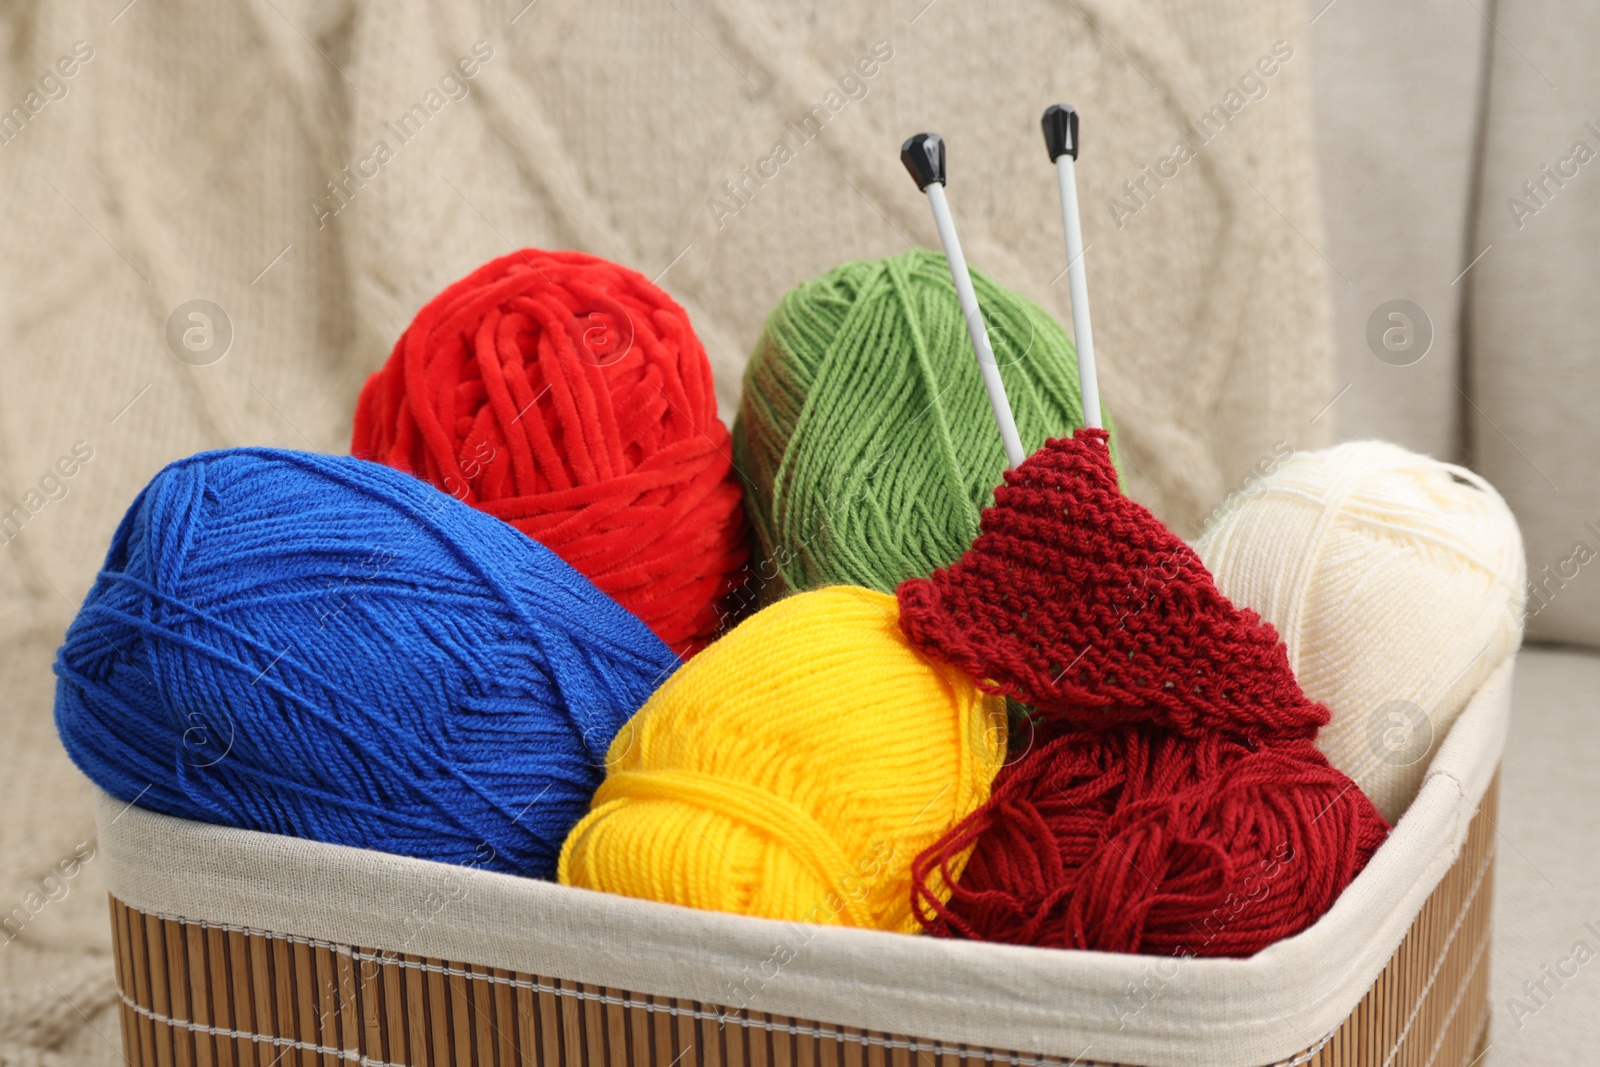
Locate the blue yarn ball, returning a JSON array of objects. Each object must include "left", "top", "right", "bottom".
[{"left": 54, "top": 448, "right": 678, "bottom": 879}]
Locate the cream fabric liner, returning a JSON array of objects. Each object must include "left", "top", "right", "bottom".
[{"left": 97, "top": 658, "right": 1512, "bottom": 1067}]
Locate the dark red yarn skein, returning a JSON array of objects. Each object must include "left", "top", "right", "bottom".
[
  {"left": 911, "top": 724, "right": 1389, "bottom": 956},
  {"left": 353, "top": 249, "right": 748, "bottom": 658},
  {"left": 898, "top": 430, "right": 1390, "bottom": 957}
]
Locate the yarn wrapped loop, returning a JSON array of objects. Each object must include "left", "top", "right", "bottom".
[
  {"left": 898, "top": 429, "right": 1390, "bottom": 956},
  {"left": 1197, "top": 440, "right": 1526, "bottom": 821},
  {"left": 733, "top": 250, "right": 1115, "bottom": 601},
  {"left": 913, "top": 725, "right": 1390, "bottom": 956},
  {"left": 559, "top": 585, "right": 1006, "bottom": 932},
  {"left": 354, "top": 248, "right": 749, "bottom": 657},
  {"left": 53, "top": 449, "right": 679, "bottom": 880}
]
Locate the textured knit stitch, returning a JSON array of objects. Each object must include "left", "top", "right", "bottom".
[
  {"left": 558, "top": 585, "right": 1006, "bottom": 933},
  {"left": 353, "top": 249, "right": 750, "bottom": 658},
  {"left": 897, "top": 429, "right": 1329, "bottom": 742},
  {"left": 53, "top": 449, "right": 678, "bottom": 881},
  {"left": 732, "top": 251, "right": 1116, "bottom": 600},
  {"left": 899, "top": 427, "right": 1389, "bottom": 955}
]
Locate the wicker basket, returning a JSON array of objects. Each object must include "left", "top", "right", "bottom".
[{"left": 98, "top": 660, "right": 1513, "bottom": 1067}]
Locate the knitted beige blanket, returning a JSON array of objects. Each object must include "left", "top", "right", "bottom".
[{"left": 0, "top": 1, "right": 1330, "bottom": 1059}]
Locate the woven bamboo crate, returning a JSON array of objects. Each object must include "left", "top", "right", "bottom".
[
  {"left": 106, "top": 774, "right": 1496, "bottom": 1067},
  {"left": 97, "top": 660, "right": 1514, "bottom": 1067}
]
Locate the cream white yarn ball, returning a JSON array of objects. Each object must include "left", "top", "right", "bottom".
[{"left": 1195, "top": 441, "right": 1525, "bottom": 823}]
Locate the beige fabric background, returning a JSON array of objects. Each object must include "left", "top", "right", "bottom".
[
  {"left": 4, "top": 0, "right": 1598, "bottom": 1062},
  {"left": 1307, "top": 0, "right": 1488, "bottom": 462},
  {"left": 1467, "top": 0, "right": 1600, "bottom": 649},
  {"left": 0, "top": 1, "right": 1338, "bottom": 1059},
  {"left": 1310, "top": 0, "right": 1600, "bottom": 650},
  {"left": 1310, "top": 2, "right": 1600, "bottom": 1065}
]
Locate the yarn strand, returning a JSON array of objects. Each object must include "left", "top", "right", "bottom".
[
  {"left": 354, "top": 249, "right": 749, "bottom": 657},
  {"left": 896, "top": 430, "right": 1390, "bottom": 957},
  {"left": 559, "top": 585, "right": 1007, "bottom": 933},
  {"left": 54, "top": 448, "right": 679, "bottom": 879},
  {"left": 733, "top": 250, "right": 1116, "bottom": 601}
]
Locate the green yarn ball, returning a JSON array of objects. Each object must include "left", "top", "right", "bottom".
[{"left": 733, "top": 249, "right": 1117, "bottom": 598}]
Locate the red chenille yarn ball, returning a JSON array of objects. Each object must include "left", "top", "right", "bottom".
[{"left": 353, "top": 249, "right": 748, "bottom": 657}]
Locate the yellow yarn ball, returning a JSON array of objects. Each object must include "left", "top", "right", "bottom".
[{"left": 557, "top": 585, "right": 1005, "bottom": 933}]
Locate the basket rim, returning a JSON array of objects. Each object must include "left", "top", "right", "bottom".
[{"left": 93, "top": 655, "right": 1514, "bottom": 1067}]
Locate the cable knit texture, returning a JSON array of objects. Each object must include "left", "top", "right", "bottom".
[
  {"left": 897, "top": 430, "right": 1329, "bottom": 742},
  {"left": 0, "top": 0, "right": 1335, "bottom": 1056}
]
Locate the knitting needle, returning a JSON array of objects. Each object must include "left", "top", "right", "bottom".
[
  {"left": 901, "top": 132, "right": 1027, "bottom": 470},
  {"left": 1041, "top": 104, "right": 1101, "bottom": 430}
]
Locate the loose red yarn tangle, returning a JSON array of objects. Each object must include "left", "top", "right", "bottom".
[
  {"left": 911, "top": 724, "right": 1390, "bottom": 957},
  {"left": 898, "top": 428, "right": 1390, "bottom": 957},
  {"left": 896, "top": 429, "right": 1327, "bottom": 743},
  {"left": 353, "top": 249, "right": 749, "bottom": 657}
]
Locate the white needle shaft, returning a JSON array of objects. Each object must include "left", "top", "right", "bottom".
[
  {"left": 1054, "top": 153, "right": 1100, "bottom": 430},
  {"left": 924, "top": 182, "right": 1026, "bottom": 469}
]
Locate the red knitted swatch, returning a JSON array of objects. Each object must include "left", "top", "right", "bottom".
[
  {"left": 900, "top": 428, "right": 1390, "bottom": 957},
  {"left": 911, "top": 722, "right": 1390, "bottom": 956},
  {"left": 353, "top": 250, "right": 749, "bottom": 658},
  {"left": 897, "top": 429, "right": 1327, "bottom": 742}
]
